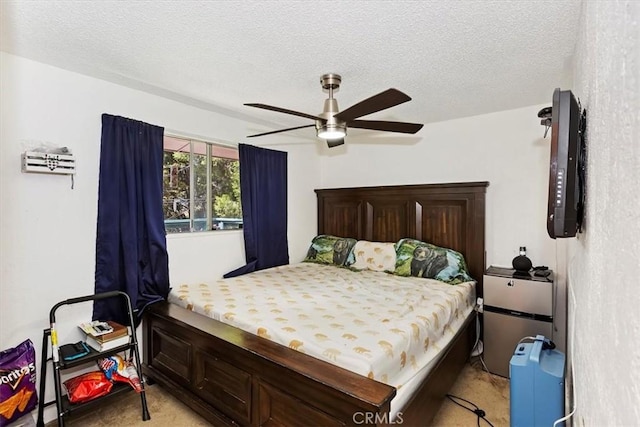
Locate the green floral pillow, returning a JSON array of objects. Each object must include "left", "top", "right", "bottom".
[
  {"left": 394, "top": 238, "right": 474, "bottom": 285},
  {"left": 303, "top": 235, "right": 357, "bottom": 267}
]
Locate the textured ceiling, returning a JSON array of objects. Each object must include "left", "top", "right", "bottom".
[{"left": 1, "top": 0, "right": 582, "bottom": 140}]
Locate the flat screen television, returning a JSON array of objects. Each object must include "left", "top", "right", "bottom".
[{"left": 542, "top": 88, "right": 586, "bottom": 239}]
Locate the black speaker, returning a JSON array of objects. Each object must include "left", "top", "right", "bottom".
[{"left": 512, "top": 246, "right": 532, "bottom": 272}]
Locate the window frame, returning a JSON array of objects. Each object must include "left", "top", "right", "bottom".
[{"left": 163, "top": 133, "right": 241, "bottom": 234}]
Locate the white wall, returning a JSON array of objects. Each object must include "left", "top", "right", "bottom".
[
  {"left": 568, "top": 2, "right": 640, "bottom": 425},
  {"left": 319, "top": 105, "right": 557, "bottom": 271},
  {"left": 0, "top": 52, "right": 320, "bottom": 422}
]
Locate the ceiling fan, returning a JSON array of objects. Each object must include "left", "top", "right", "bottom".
[{"left": 244, "top": 73, "right": 424, "bottom": 148}]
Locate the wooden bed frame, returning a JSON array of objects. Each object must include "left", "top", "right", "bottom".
[{"left": 142, "top": 181, "right": 488, "bottom": 426}]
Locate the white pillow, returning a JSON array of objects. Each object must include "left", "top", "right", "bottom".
[{"left": 349, "top": 240, "right": 396, "bottom": 272}]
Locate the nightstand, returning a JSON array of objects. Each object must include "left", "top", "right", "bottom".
[{"left": 483, "top": 266, "right": 554, "bottom": 378}]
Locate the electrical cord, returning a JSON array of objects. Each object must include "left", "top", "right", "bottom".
[
  {"left": 471, "top": 307, "right": 482, "bottom": 356},
  {"left": 470, "top": 306, "right": 501, "bottom": 388},
  {"left": 477, "top": 354, "right": 491, "bottom": 376},
  {"left": 445, "top": 394, "right": 495, "bottom": 427},
  {"left": 474, "top": 353, "right": 502, "bottom": 389},
  {"left": 552, "top": 254, "right": 578, "bottom": 427}
]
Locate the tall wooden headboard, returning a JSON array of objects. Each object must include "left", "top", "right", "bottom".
[{"left": 315, "top": 181, "right": 489, "bottom": 295}]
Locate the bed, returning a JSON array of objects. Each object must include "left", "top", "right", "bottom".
[{"left": 142, "top": 181, "right": 488, "bottom": 426}]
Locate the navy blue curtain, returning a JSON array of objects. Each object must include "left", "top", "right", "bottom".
[
  {"left": 224, "top": 144, "right": 289, "bottom": 278},
  {"left": 93, "top": 114, "right": 170, "bottom": 326}
]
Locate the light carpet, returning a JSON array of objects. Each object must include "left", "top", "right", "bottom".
[{"left": 49, "top": 360, "right": 509, "bottom": 427}]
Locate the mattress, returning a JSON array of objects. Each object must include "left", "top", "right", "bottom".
[{"left": 169, "top": 262, "right": 475, "bottom": 389}]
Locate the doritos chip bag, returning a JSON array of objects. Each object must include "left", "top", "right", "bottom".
[{"left": 0, "top": 339, "right": 38, "bottom": 427}]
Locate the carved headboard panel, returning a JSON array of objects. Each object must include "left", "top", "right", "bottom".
[{"left": 315, "top": 182, "right": 488, "bottom": 295}]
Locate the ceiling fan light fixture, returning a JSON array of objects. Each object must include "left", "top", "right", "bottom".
[
  {"left": 244, "top": 74, "right": 423, "bottom": 142},
  {"left": 317, "top": 124, "right": 346, "bottom": 140}
]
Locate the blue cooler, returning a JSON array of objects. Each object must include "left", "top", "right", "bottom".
[{"left": 510, "top": 335, "right": 565, "bottom": 427}]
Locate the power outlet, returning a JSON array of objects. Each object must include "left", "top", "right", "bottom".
[{"left": 476, "top": 297, "right": 484, "bottom": 313}]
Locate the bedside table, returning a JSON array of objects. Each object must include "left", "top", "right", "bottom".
[{"left": 483, "top": 266, "right": 554, "bottom": 378}]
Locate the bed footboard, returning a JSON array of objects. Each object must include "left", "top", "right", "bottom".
[{"left": 142, "top": 302, "right": 396, "bottom": 426}]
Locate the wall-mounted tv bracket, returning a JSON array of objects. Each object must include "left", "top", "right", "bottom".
[
  {"left": 576, "top": 107, "right": 587, "bottom": 233},
  {"left": 538, "top": 106, "right": 552, "bottom": 137}
]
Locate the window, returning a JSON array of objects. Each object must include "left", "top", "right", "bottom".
[{"left": 163, "top": 135, "right": 242, "bottom": 233}]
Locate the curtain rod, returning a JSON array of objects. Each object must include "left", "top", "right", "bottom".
[{"left": 164, "top": 129, "right": 238, "bottom": 149}]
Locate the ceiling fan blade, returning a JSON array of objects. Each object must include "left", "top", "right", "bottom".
[
  {"left": 348, "top": 120, "right": 424, "bottom": 134},
  {"left": 244, "top": 103, "right": 323, "bottom": 121},
  {"left": 246, "top": 124, "right": 315, "bottom": 138},
  {"left": 333, "top": 89, "right": 412, "bottom": 122},
  {"left": 326, "top": 138, "right": 345, "bottom": 148}
]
